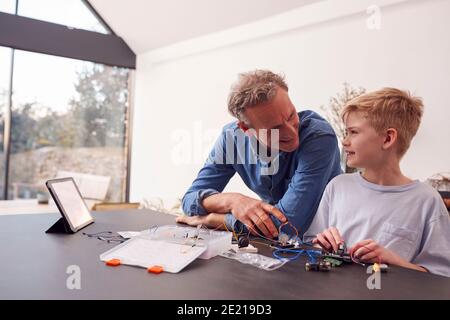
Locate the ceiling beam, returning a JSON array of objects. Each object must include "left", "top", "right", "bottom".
[{"left": 0, "top": 12, "right": 136, "bottom": 69}]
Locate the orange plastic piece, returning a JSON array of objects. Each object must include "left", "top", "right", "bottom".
[
  {"left": 106, "top": 258, "right": 121, "bottom": 267},
  {"left": 148, "top": 265, "right": 164, "bottom": 274}
]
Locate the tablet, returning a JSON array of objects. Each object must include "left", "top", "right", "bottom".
[{"left": 46, "top": 177, "right": 94, "bottom": 232}]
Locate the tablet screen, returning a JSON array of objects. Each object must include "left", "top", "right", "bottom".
[{"left": 49, "top": 179, "right": 93, "bottom": 230}]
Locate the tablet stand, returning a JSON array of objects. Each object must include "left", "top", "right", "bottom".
[{"left": 46, "top": 217, "right": 74, "bottom": 234}]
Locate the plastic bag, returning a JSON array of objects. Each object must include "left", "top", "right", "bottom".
[{"left": 220, "top": 249, "right": 288, "bottom": 271}]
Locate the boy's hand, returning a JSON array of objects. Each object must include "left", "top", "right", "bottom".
[
  {"left": 349, "top": 239, "right": 428, "bottom": 273},
  {"left": 349, "top": 239, "right": 406, "bottom": 265},
  {"left": 312, "top": 227, "right": 344, "bottom": 253}
]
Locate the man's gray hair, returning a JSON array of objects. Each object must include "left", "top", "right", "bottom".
[{"left": 227, "top": 70, "right": 288, "bottom": 122}]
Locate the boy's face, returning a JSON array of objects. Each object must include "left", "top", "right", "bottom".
[{"left": 343, "top": 111, "right": 386, "bottom": 169}]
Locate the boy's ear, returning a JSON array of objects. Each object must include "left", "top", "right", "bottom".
[
  {"left": 237, "top": 121, "right": 249, "bottom": 132},
  {"left": 382, "top": 128, "right": 398, "bottom": 150}
]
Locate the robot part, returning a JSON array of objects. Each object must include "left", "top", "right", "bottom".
[
  {"left": 373, "top": 263, "right": 389, "bottom": 273},
  {"left": 238, "top": 236, "right": 249, "bottom": 248},
  {"left": 336, "top": 242, "right": 347, "bottom": 256},
  {"left": 305, "top": 260, "right": 331, "bottom": 272}
]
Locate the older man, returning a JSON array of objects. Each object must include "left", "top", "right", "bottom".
[{"left": 177, "top": 70, "right": 341, "bottom": 238}]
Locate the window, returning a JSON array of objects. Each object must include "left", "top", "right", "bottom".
[
  {"left": 0, "top": 0, "right": 135, "bottom": 202},
  {"left": 0, "top": 47, "right": 13, "bottom": 198},
  {"left": 8, "top": 50, "right": 129, "bottom": 201},
  {"left": 17, "top": 0, "right": 109, "bottom": 34},
  {"left": 0, "top": 0, "right": 16, "bottom": 14}
]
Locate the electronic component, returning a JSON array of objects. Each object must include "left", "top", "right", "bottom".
[
  {"left": 305, "top": 260, "right": 331, "bottom": 272},
  {"left": 147, "top": 225, "right": 232, "bottom": 260},
  {"left": 321, "top": 241, "right": 352, "bottom": 263},
  {"left": 273, "top": 231, "right": 301, "bottom": 249},
  {"left": 323, "top": 257, "right": 343, "bottom": 267},
  {"left": 322, "top": 252, "right": 352, "bottom": 263},
  {"left": 231, "top": 243, "right": 258, "bottom": 253},
  {"left": 271, "top": 242, "right": 295, "bottom": 249},
  {"left": 277, "top": 232, "right": 290, "bottom": 246},
  {"left": 373, "top": 263, "right": 389, "bottom": 273},
  {"left": 336, "top": 242, "right": 346, "bottom": 256},
  {"left": 238, "top": 236, "right": 249, "bottom": 248}
]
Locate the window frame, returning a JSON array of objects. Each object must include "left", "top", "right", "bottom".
[{"left": 0, "top": 0, "right": 135, "bottom": 201}]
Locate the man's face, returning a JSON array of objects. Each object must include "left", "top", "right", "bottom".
[
  {"left": 241, "top": 88, "right": 300, "bottom": 152},
  {"left": 343, "top": 111, "right": 386, "bottom": 168}
]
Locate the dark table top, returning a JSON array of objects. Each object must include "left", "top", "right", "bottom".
[{"left": 0, "top": 209, "right": 449, "bottom": 299}]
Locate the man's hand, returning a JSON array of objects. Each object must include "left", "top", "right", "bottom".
[
  {"left": 230, "top": 194, "right": 286, "bottom": 238},
  {"left": 176, "top": 213, "right": 226, "bottom": 230},
  {"left": 200, "top": 192, "right": 287, "bottom": 238},
  {"left": 312, "top": 227, "right": 344, "bottom": 253},
  {"left": 349, "top": 239, "right": 427, "bottom": 272}
]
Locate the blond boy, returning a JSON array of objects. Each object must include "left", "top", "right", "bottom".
[{"left": 304, "top": 88, "right": 450, "bottom": 277}]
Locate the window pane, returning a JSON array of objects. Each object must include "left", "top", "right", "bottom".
[
  {"left": 0, "top": 0, "right": 16, "bottom": 14},
  {"left": 18, "top": 0, "right": 108, "bottom": 34},
  {"left": 10, "top": 50, "right": 129, "bottom": 202},
  {"left": 0, "top": 47, "right": 12, "bottom": 199}
]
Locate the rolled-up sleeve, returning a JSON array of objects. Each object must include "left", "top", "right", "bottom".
[{"left": 182, "top": 189, "right": 220, "bottom": 216}]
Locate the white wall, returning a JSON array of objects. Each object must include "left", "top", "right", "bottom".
[{"left": 130, "top": 0, "right": 450, "bottom": 202}]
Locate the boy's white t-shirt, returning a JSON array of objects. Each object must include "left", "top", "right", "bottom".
[{"left": 303, "top": 173, "right": 450, "bottom": 277}]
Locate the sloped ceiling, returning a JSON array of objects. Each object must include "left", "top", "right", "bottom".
[{"left": 89, "top": 0, "right": 323, "bottom": 53}]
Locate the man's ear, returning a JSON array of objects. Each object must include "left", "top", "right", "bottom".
[{"left": 382, "top": 128, "right": 398, "bottom": 150}]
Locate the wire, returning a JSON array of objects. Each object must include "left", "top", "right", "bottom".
[
  {"left": 244, "top": 219, "right": 303, "bottom": 247},
  {"left": 249, "top": 239, "right": 273, "bottom": 248},
  {"left": 272, "top": 248, "right": 322, "bottom": 262},
  {"left": 202, "top": 222, "right": 225, "bottom": 232},
  {"left": 83, "top": 231, "right": 126, "bottom": 243},
  {"left": 244, "top": 222, "right": 279, "bottom": 244},
  {"left": 279, "top": 221, "right": 300, "bottom": 240},
  {"left": 180, "top": 225, "right": 202, "bottom": 253},
  {"left": 223, "top": 221, "right": 239, "bottom": 242},
  {"left": 349, "top": 244, "right": 381, "bottom": 266},
  {"left": 232, "top": 221, "right": 248, "bottom": 237},
  {"left": 306, "top": 250, "right": 318, "bottom": 264},
  {"left": 83, "top": 231, "right": 113, "bottom": 237},
  {"left": 221, "top": 211, "right": 302, "bottom": 248},
  {"left": 273, "top": 249, "right": 303, "bottom": 261},
  {"left": 97, "top": 236, "right": 126, "bottom": 243}
]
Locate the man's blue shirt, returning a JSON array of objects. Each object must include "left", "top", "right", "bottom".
[{"left": 181, "top": 110, "right": 342, "bottom": 235}]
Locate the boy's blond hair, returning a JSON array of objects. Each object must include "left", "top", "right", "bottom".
[{"left": 342, "top": 88, "right": 424, "bottom": 157}]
